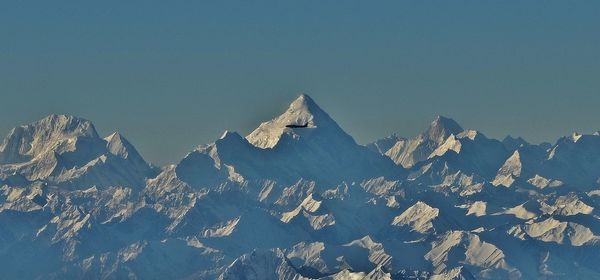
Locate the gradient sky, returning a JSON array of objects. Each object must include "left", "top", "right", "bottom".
[{"left": 1, "top": 1, "right": 599, "bottom": 165}]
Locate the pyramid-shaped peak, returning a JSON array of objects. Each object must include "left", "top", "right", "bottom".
[
  {"left": 430, "top": 115, "right": 462, "bottom": 131},
  {"left": 426, "top": 115, "right": 463, "bottom": 144},
  {"left": 105, "top": 131, "right": 125, "bottom": 143},
  {"left": 104, "top": 132, "right": 149, "bottom": 166},
  {"left": 220, "top": 130, "right": 241, "bottom": 140},
  {"left": 294, "top": 93, "right": 312, "bottom": 102},
  {"left": 246, "top": 94, "right": 352, "bottom": 148},
  {"left": 105, "top": 132, "right": 133, "bottom": 158},
  {"left": 285, "top": 94, "right": 329, "bottom": 122},
  {"left": 218, "top": 130, "right": 245, "bottom": 144},
  {"left": 104, "top": 132, "right": 134, "bottom": 150}
]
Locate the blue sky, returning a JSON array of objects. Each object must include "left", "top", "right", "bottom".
[{"left": 1, "top": 1, "right": 599, "bottom": 164}]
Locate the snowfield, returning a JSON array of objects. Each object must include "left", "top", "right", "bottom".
[{"left": 1, "top": 95, "right": 600, "bottom": 279}]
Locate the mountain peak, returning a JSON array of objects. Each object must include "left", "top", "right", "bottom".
[
  {"left": 502, "top": 135, "right": 529, "bottom": 151},
  {"left": 285, "top": 94, "right": 328, "bottom": 126},
  {"left": 571, "top": 132, "right": 583, "bottom": 142},
  {"left": 37, "top": 114, "right": 98, "bottom": 138},
  {"left": 220, "top": 130, "right": 242, "bottom": 140},
  {"left": 425, "top": 115, "right": 463, "bottom": 144},
  {"left": 104, "top": 131, "right": 124, "bottom": 143},
  {"left": 0, "top": 114, "right": 99, "bottom": 164},
  {"left": 105, "top": 132, "right": 136, "bottom": 159},
  {"left": 290, "top": 93, "right": 317, "bottom": 109},
  {"left": 458, "top": 129, "right": 483, "bottom": 141},
  {"left": 246, "top": 94, "right": 352, "bottom": 148}
]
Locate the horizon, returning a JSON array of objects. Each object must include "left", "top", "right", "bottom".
[
  {"left": 2, "top": 1, "right": 599, "bottom": 165},
  {"left": 0, "top": 93, "right": 593, "bottom": 166}
]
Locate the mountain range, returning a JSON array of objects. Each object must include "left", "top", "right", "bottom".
[{"left": 1, "top": 94, "right": 599, "bottom": 279}]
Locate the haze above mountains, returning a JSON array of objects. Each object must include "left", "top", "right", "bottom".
[{"left": 1, "top": 95, "right": 600, "bottom": 279}]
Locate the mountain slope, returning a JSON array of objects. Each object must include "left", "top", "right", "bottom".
[
  {"left": 0, "top": 114, "right": 154, "bottom": 189},
  {"left": 171, "top": 95, "right": 403, "bottom": 187},
  {"left": 1, "top": 97, "right": 600, "bottom": 279},
  {"left": 374, "top": 116, "right": 464, "bottom": 168}
]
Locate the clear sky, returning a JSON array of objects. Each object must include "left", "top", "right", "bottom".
[{"left": 1, "top": 1, "right": 599, "bottom": 165}]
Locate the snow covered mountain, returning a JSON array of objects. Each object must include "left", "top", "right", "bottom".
[
  {"left": 172, "top": 94, "right": 402, "bottom": 187},
  {"left": 1, "top": 95, "right": 600, "bottom": 280},
  {"left": 0, "top": 114, "right": 155, "bottom": 189},
  {"left": 374, "top": 116, "right": 463, "bottom": 168}
]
